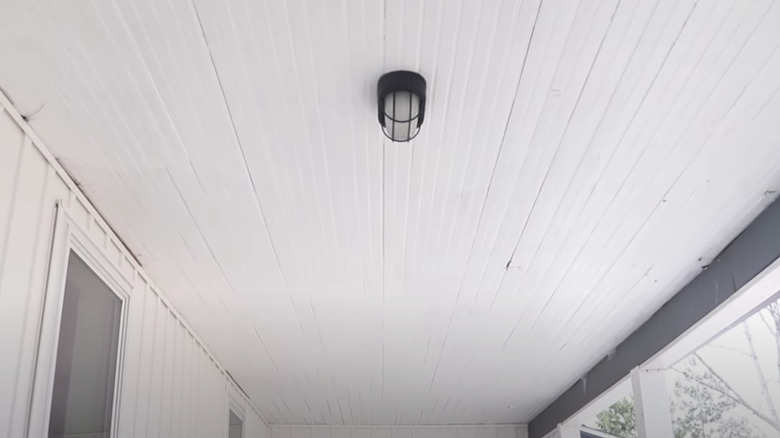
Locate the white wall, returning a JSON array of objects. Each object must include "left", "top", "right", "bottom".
[
  {"left": 0, "top": 101, "right": 270, "bottom": 438},
  {"left": 271, "top": 425, "right": 528, "bottom": 438}
]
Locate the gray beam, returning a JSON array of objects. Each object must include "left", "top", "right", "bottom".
[{"left": 528, "top": 198, "right": 780, "bottom": 438}]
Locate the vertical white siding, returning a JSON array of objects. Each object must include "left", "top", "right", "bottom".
[
  {"left": 0, "top": 106, "right": 270, "bottom": 438},
  {"left": 271, "top": 425, "right": 528, "bottom": 438}
]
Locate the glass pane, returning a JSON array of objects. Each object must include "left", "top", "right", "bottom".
[
  {"left": 383, "top": 119, "right": 419, "bottom": 142},
  {"left": 229, "top": 410, "right": 243, "bottom": 438},
  {"left": 383, "top": 91, "right": 420, "bottom": 141},
  {"left": 666, "top": 296, "right": 780, "bottom": 438},
  {"left": 48, "top": 252, "right": 122, "bottom": 438},
  {"left": 582, "top": 394, "right": 637, "bottom": 438}
]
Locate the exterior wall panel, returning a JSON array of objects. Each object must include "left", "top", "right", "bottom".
[{"left": 0, "top": 106, "right": 270, "bottom": 438}]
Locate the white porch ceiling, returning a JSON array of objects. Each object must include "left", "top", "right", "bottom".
[{"left": 3, "top": 0, "right": 780, "bottom": 425}]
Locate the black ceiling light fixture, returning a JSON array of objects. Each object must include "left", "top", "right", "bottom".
[{"left": 377, "top": 71, "right": 427, "bottom": 142}]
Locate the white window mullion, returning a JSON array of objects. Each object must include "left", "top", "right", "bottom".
[{"left": 632, "top": 367, "right": 674, "bottom": 438}]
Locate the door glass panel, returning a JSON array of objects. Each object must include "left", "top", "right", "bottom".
[
  {"left": 48, "top": 252, "right": 122, "bottom": 438},
  {"left": 229, "top": 409, "right": 243, "bottom": 438},
  {"left": 582, "top": 394, "right": 637, "bottom": 438}
]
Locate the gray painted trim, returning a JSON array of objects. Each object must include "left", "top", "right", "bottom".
[{"left": 528, "top": 199, "right": 780, "bottom": 438}]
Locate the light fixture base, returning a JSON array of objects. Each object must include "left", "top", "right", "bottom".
[{"left": 377, "top": 71, "right": 427, "bottom": 142}]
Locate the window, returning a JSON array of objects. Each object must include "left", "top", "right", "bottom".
[
  {"left": 582, "top": 394, "right": 636, "bottom": 438},
  {"left": 48, "top": 251, "right": 123, "bottom": 438},
  {"left": 665, "top": 294, "right": 780, "bottom": 438},
  {"left": 229, "top": 409, "right": 244, "bottom": 438},
  {"left": 577, "top": 295, "right": 780, "bottom": 437}
]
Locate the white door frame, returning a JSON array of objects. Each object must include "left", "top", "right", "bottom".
[{"left": 27, "top": 203, "right": 132, "bottom": 438}]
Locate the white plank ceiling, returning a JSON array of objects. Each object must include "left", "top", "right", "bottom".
[{"left": 3, "top": 0, "right": 780, "bottom": 426}]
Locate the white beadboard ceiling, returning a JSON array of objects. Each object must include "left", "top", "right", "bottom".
[{"left": 3, "top": 0, "right": 780, "bottom": 426}]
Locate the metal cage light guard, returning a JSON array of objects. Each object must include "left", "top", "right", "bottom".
[{"left": 377, "top": 71, "right": 427, "bottom": 142}]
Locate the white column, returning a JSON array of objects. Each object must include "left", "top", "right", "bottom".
[
  {"left": 551, "top": 424, "right": 580, "bottom": 438},
  {"left": 632, "top": 367, "right": 674, "bottom": 438}
]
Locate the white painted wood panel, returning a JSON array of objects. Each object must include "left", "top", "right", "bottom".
[
  {"left": 0, "top": 107, "right": 269, "bottom": 437},
  {"left": 3, "top": 0, "right": 780, "bottom": 426},
  {"left": 272, "top": 426, "right": 527, "bottom": 438}
]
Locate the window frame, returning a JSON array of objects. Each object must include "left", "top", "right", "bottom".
[
  {"left": 27, "top": 203, "right": 131, "bottom": 438},
  {"left": 227, "top": 393, "right": 246, "bottom": 438}
]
